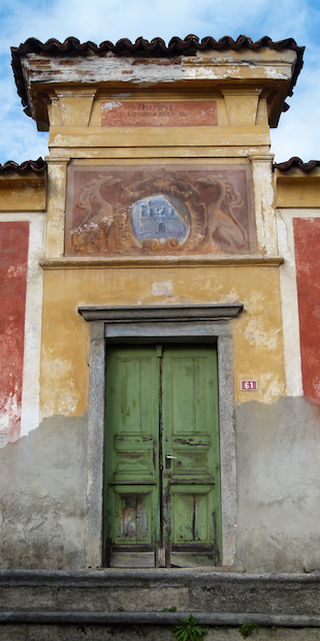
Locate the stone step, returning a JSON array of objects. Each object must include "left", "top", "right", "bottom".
[
  {"left": 1, "top": 618, "right": 320, "bottom": 641},
  {"left": 1, "top": 570, "right": 320, "bottom": 615},
  {"left": 1, "top": 571, "right": 320, "bottom": 640}
]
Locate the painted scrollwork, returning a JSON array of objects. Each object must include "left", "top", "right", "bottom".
[
  {"left": 66, "top": 167, "right": 253, "bottom": 256},
  {"left": 195, "top": 175, "right": 248, "bottom": 251}
]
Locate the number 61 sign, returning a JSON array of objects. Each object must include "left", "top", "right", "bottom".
[{"left": 241, "top": 380, "right": 257, "bottom": 391}]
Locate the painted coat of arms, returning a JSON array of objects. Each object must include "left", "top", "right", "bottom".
[{"left": 65, "top": 165, "right": 256, "bottom": 256}]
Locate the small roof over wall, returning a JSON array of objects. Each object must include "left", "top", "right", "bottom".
[
  {"left": 274, "top": 157, "right": 320, "bottom": 208},
  {"left": 11, "top": 35, "right": 304, "bottom": 131},
  {"left": 0, "top": 158, "right": 46, "bottom": 211},
  {"left": 274, "top": 157, "right": 320, "bottom": 173},
  {"left": 0, "top": 158, "right": 46, "bottom": 175}
]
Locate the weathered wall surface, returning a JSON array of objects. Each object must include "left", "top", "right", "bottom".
[
  {"left": 2, "top": 44, "right": 318, "bottom": 575},
  {"left": 276, "top": 176, "right": 320, "bottom": 399},
  {"left": 235, "top": 396, "right": 320, "bottom": 573},
  {"left": 3, "top": 624, "right": 320, "bottom": 641},
  {"left": 40, "top": 264, "right": 285, "bottom": 418},
  {"left": 294, "top": 218, "right": 320, "bottom": 402},
  {"left": 0, "top": 170, "right": 46, "bottom": 444},
  {"left": 0, "top": 414, "right": 87, "bottom": 569},
  {"left": 0, "top": 222, "right": 29, "bottom": 446}
]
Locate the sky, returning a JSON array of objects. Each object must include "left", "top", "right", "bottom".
[{"left": 0, "top": 0, "right": 320, "bottom": 165}]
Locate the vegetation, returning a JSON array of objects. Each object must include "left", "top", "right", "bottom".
[
  {"left": 173, "top": 614, "right": 207, "bottom": 641},
  {"left": 238, "top": 622, "right": 259, "bottom": 638}
]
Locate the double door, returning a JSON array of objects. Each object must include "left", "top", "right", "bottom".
[{"left": 104, "top": 344, "right": 221, "bottom": 567}]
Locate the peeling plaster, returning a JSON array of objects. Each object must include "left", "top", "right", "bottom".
[
  {"left": 23, "top": 54, "right": 295, "bottom": 89},
  {"left": 0, "top": 213, "right": 45, "bottom": 442},
  {"left": 0, "top": 221, "right": 29, "bottom": 446},
  {"left": 41, "top": 354, "right": 79, "bottom": 417},
  {"left": 245, "top": 318, "right": 281, "bottom": 350},
  {"left": 276, "top": 209, "right": 320, "bottom": 397},
  {"left": 251, "top": 158, "right": 277, "bottom": 254}
]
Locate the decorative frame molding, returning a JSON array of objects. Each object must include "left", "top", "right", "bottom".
[
  {"left": 78, "top": 303, "right": 243, "bottom": 569},
  {"left": 66, "top": 164, "right": 256, "bottom": 258}
]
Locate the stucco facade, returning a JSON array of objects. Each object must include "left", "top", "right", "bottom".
[{"left": 1, "top": 35, "right": 320, "bottom": 584}]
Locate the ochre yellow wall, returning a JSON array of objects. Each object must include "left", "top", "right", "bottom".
[
  {"left": 34, "top": 53, "right": 292, "bottom": 419},
  {"left": 40, "top": 264, "right": 284, "bottom": 417},
  {"left": 0, "top": 174, "right": 46, "bottom": 211},
  {"left": 275, "top": 174, "right": 320, "bottom": 208}
]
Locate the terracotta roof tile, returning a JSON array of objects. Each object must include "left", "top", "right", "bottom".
[
  {"left": 273, "top": 157, "right": 320, "bottom": 173},
  {"left": 11, "top": 35, "right": 304, "bottom": 118},
  {"left": 0, "top": 158, "right": 47, "bottom": 175},
  {"left": 3, "top": 157, "right": 320, "bottom": 177}
]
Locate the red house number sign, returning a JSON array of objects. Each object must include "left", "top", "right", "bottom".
[{"left": 241, "top": 380, "right": 258, "bottom": 390}]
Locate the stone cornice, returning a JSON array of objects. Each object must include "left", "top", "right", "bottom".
[
  {"left": 40, "top": 255, "right": 283, "bottom": 269},
  {"left": 78, "top": 303, "right": 244, "bottom": 324}
]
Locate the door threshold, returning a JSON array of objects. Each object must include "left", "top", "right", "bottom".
[{"left": 87, "top": 565, "right": 245, "bottom": 573}]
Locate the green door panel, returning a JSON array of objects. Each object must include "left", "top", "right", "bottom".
[
  {"left": 171, "top": 487, "right": 212, "bottom": 542},
  {"left": 114, "top": 488, "right": 153, "bottom": 543},
  {"left": 162, "top": 346, "right": 221, "bottom": 566},
  {"left": 104, "top": 344, "right": 221, "bottom": 568},
  {"left": 104, "top": 346, "right": 159, "bottom": 567}
]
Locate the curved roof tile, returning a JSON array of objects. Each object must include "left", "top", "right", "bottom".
[
  {"left": 273, "top": 157, "right": 320, "bottom": 173},
  {"left": 0, "top": 158, "right": 47, "bottom": 175},
  {"left": 2, "top": 157, "right": 320, "bottom": 177}
]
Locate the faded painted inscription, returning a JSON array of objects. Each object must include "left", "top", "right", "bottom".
[
  {"left": 65, "top": 165, "right": 256, "bottom": 257},
  {"left": 101, "top": 101, "right": 218, "bottom": 127}
]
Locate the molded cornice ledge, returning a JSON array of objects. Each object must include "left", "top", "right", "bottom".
[
  {"left": 11, "top": 36, "right": 304, "bottom": 131},
  {"left": 39, "top": 256, "right": 284, "bottom": 269},
  {"left": 78, "top": 304, "right": 244, "bottom": 323}
]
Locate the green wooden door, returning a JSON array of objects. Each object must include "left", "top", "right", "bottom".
[{"left": 104, "top": 344, "right": 221, "bottom": 568}]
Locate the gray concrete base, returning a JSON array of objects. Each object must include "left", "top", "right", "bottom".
[
  {"left": 1, "top": 623, "right": 320, "bottom": 641},
  {"left": 0, "top": 415, "right": 87, "bottom": 570},
  {"left": 235, "top": 397, "right": 320, "bottom": 574},
  {"left": 2, "top": 611, "right": 320, "bottom": 626},
  {"left": 2, "top": 569, "right": 320, "bottom": 639},
  {"left": 1, "top": 569, "right": 320, "bottom": 616}
]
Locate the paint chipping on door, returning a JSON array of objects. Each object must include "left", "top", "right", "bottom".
[{"left": 104, "top": 344, "right": 221, "bottom": 568}]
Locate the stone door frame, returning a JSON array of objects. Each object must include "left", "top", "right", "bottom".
[{"left": 78, "top": 304, "right": 243, "bottom": 569}]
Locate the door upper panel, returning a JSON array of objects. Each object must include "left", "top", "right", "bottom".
[
  {"left": 106, "top": 346, "right": 159, "bottom": 482},
  {"left": 162, "top": 346, "right": 219, "bottom": 477}
]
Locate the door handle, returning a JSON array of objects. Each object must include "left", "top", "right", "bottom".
[{"left": 165, "top": 455, "right": 177, "bottom": 469}]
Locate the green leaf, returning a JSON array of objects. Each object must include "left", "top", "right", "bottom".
[
  {"left": 173, "top": 614, "right": 207, "bottom": 641},
  {"left": 238, "top": 623, "right": 259, "bottom": 639}
]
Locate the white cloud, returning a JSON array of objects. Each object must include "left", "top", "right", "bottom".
[
  {"left": 0, "top": 0, "right": 319, "bottom": 163},
  {"left": 271, "top": 46, "right": 320, "bottom": 162},
  {"left": 1, "top": 0, "right": 314, "bottom": 48}
]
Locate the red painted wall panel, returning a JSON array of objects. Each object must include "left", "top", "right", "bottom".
[
  {"left": 0, "top": 222, "right": 29, "bottom": 445},
  {"left": 294, "top": 218, "right": 320, "bottom": 402}
]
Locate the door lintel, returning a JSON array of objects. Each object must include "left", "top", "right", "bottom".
[{"left": 78, "top": 303, "right": 243, "bottom": 324}]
